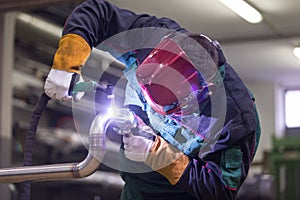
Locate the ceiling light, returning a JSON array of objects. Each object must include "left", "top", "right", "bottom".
[
  {"left": 218, "top": 0, "right": 263, "bottom": 24},
  {"left": 17, "top": 12, "right": 62, "bottom": 38},
  {"left": 293, "top": 46, "right": 300, "bottom": 60}
]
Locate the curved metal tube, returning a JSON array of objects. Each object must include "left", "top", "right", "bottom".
[{"left": 0, "top": 113, "right": 107, "bottom": 183}]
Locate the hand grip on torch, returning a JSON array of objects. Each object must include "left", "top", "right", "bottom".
[{"left": 105, "top": 108, "right": 156, "bottom": 142}]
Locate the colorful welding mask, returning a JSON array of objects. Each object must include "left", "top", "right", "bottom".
[{"left": 136, "top": 35, "right": 212, "bottom": 116}]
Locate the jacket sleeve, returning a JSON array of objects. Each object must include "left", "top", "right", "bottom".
[
  {"left": 144, "top": 135, "right": 238, "bottom": 200},
  {"left": 63, "top": 0, "right": 186, "bottom": 48},
  {"left": 53, "top": 0, "right": 186, "bottom": 72},
  {"left": 173, "top": 124, "right": 257, "bottom": 200},
  {"left": 144, "top": 117, "right": 257, "bottom": 200},
  {"left": 176, "top": 159, "right": 238, "bottom": 200}
]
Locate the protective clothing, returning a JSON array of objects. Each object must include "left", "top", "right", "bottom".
[
  {"left": 52, "top": 33, "right": 91, "bottom": 73},
  {"left": 135, "top": 33, "right": 226, "bottom": 116},
  {"left": 136, "top": 35, "right": 203, "bottom": 115},
  {"left": 123, "top": 133, "right": 153, "bottom": 162},
  {"left": 44, "top": 69, "right": 74, "bottom": 101},
  {"left": 122, "top": 115, "right": 190, "bottom": 185},
  {"left": 44, "top": 33, "right": 91, "bottom": 101},
  {"left": 50, "top": 0, "right": 261, "bottom": 199}
]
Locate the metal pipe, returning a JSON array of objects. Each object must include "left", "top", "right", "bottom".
[{"left": 0, "top": 113, "right": 107, "bottom": 183}]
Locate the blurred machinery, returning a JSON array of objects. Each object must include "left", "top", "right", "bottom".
[
  {"left": 236, "top": 149, "right": 275, "bottom": 200},
  {"left": 237, "top": 135, "right": 300, "bottom": 200},
  {"left": 269, "top": 136, "right": 300, "bottom": 200}
]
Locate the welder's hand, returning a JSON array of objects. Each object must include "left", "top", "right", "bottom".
[
  {"left": 44, "top": 69, "right": 74, "bottom": 101},
  {"left": 44, "top": 34, "right": 91, "bottom": 101},
  {"left": 44, "top": 68, "right": 85, "bottom": 102},
  {"left": 123, "top": 131, "right": 154, "bottom": 162}
]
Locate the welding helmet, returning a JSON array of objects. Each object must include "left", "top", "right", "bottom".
[{"left": 136, "top": 33, "right": 221, "bottom": 116}]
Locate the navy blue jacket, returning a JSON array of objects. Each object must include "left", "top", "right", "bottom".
[{"left": 63, "top": 0, "right": 260, "bottom": 199}]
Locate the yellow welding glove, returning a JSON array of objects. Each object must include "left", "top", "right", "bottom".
[
  {"left": 123, "top": 119, "right": 190, "bottom": 185},
  {"left": 44, "top": 34, "right": 91, "bottom": 101},
  {"left": 145, "top": 136, "right": 190, "bottom": 185}
]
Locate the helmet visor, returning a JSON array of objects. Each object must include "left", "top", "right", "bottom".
[{"left": 136, "top": 37, "right": 204, "bottom": 115}]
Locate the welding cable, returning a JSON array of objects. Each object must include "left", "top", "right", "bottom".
[
  {"left": 19, "top": 73, "right": 77, "bottom": 199},
  {"left": 19, "top": 92, "right": 51, "bottom": 200},
  {"left": 18, "top": 74, "right": 92, "bottom": 199}
]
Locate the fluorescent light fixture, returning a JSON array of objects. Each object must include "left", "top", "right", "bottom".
[
  {"left": 293, "top": 46, "right": 300, "bottom": 60},
  {"left": 218, "top": 0, "right": 263, "bottom": 24},
  {"left": 17, "top": 12, "right": 63, "bottom": 38}
]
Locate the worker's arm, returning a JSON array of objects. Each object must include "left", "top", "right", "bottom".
[
  {"left": 123, "top": 133, "right": 236, "bottom": 200},
  {"left": 45, "top": 0, "right": 186, "bottom": 100},
  {"left": 123, "top": 107, "right": 259, "bottom": 200},
  {"left": 63, "top": 0, "right": 186, "bottom": 48}
]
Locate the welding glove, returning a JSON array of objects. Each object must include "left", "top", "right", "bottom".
[
  {"left": 44, "top": 69, "right": 74, "bottom": 101},
  {"left": 44, "top": 34, "right": 91, "bottom": 101},
  {"left": 123, "top": 118, "right": 190, "bottom": 185},
  {"left": 123, "top": 126, "right": 155, "bottom": 162}
]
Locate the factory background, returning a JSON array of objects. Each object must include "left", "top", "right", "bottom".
[{"left": 1, "top": 0, "right": 300, "bottom": 199}]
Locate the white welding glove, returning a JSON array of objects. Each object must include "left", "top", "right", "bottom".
[
  {"left": 123, "top": 132, "right": 154, "bottom": 162},
  {"left": 44, "top": 69, "right": 73, "bottom": 101},
  {"left": 44, "top": 69, "right": 84, "bottom": 101}
]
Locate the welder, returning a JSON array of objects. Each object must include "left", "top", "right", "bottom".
[{"left": 44, "top": 0, "right": 261, "bottom": 199}]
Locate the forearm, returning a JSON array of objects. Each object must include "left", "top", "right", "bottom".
[
  {"left": 54, "top": 0, "right": 186, "bottom": 72},
  {"left": 52, "top": 0, "right": 138, "bottom": 72},
  {"left": 175, "top": 159, "right": 237, "bottom": 200},
  {"left": 145, "top": 137, "right": 236, "bottom": 199},
  {"left": 63, "top": 0, "right": 185, "bottom": 48},
  {"left": 63, "top": 0, "right": 143, "bottom": 47}
]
